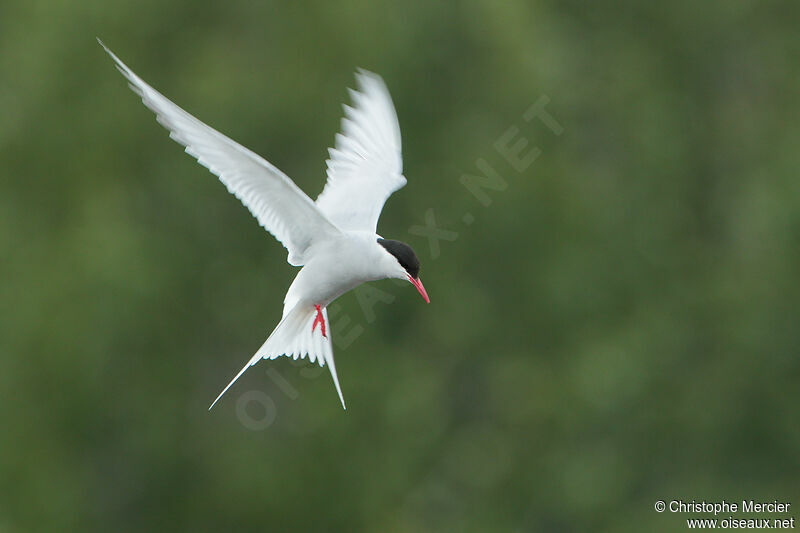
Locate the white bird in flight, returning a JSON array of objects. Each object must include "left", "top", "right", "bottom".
[{"left": 100, "top": 40, "right": 429, "bottom": 411}]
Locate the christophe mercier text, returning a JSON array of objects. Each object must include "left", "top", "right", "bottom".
[{"left": 670, "top": 500, "right": 791, "bottom": 515}]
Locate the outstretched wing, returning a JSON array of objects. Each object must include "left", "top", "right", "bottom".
[
  {"left": 315, "top": 69, "right": 406, "bottom": 233},
  {"left": 100, "top": 40, "right": 340, "bottom": 265}
]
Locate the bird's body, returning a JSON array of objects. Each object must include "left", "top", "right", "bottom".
[
  {"left": 283, "top": 231, "right": 393, "bottom": 314},
  {"left": 100, "top": 40, "right": 429, "bottom": 410}
]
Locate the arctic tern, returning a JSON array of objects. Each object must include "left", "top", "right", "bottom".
[{"left": 100, "top": 40, "right": 429, "bottom": 410}]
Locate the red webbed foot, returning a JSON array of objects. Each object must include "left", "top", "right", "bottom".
[{"left": 312, "top": 304, "right": 327, "bottom": 338}]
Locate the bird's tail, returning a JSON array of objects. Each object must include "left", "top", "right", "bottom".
[{"left": 208, "top": 303, "right": 345, "bottom": 410}]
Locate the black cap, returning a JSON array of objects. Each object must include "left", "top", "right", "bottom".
[{"left": 377, "top": 238, "right": 420, "bottom": 279}]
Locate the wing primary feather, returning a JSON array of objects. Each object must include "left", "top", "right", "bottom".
[
  {"left": 314, "top": 68, "right": 406, "bottom": 233},
  {"left": 98, "top": 39, "right": 340, "bottom": 265}
]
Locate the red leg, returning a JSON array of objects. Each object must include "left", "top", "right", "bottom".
[{"left": 312, "top": 304, "right": 327, "bottom": 338}]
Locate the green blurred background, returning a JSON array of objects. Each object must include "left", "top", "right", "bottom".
[{"left": 2, "top": 0, "right": 799, "bottom": 531}]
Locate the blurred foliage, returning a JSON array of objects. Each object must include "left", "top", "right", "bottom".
[{"left": 2, "top": 0, "right": 800, "bottom": 531}]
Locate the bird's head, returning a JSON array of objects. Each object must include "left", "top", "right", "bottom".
[{"left": 377, "top": 238, "right": 429, "bottom": 303}]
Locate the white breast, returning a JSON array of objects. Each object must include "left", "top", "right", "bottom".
[{"left": 282, "top": 232, "right": 391, "bottom": 314}]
